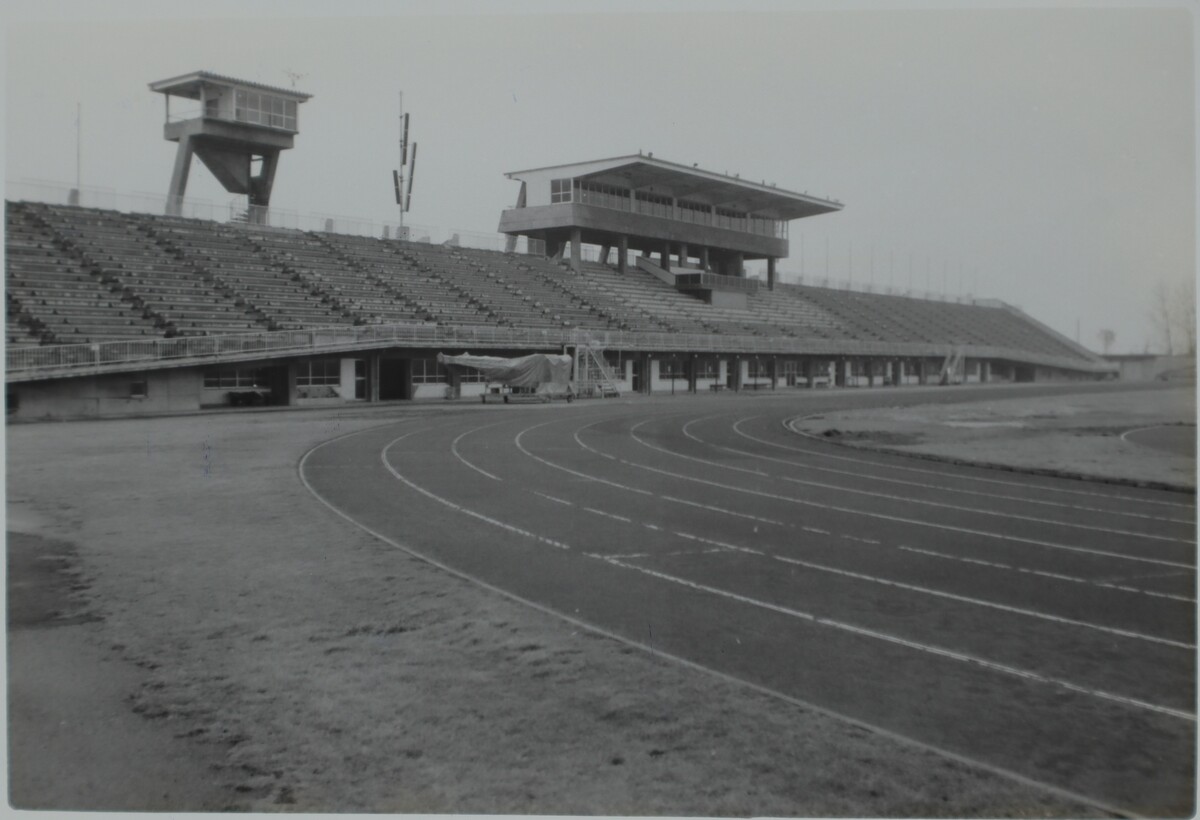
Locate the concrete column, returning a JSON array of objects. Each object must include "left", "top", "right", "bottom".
[
  {"left": 679, "top": 242, "right": 689, "bottom": 268},
  {"left": 806, "top": 359, "right": 816, "bottom": 389},
  {"left": 570, "top": 227, "right": 582, "bottom": 273},
  {"left": 981, "top": 360, "right": 990, "bottom": 383},
  {"left": 867, "top": 360, "right": 876, "bottom": 388},
  {"left": 767, "top": 257, "right": 777, "bottom": 290},
  {"left": 598, "top": 244, "right": 612, "bottom": 266},
  {"left": 617, "top": 235, "right": 628, "bottom": 273},
  {"left": 732, "top": 251, "right": 744, "bottom": 278},
  {"left": 642, "top": 354, "right": 653, "bottom": 395},
  {"left": 893, "top": 359, "right": 903, "bottom": 386},
  {"left": 369, "top": 352, "right": 381, "bottom": 402},
  {"left": 700, "top": 247, "right": 710, "bottom": 270},
  {"left": 167, "top": 135, "right": 195, "bottom": 216},
  {"left": 286, "top": 361, "right": 299, "bottom": 404},
  {"left": 661, "top": 242, "right": 672, "bottom": 272},
  {"left": 688, "top": 356, "right": 697, "bottom": 394},
  {"left": 835, "top": 359, "right": 847, "bottom": 387},
  {"left": 918, "top": 359, "right": 929, "bottom": 385},
  {"left": 771, "top": 357, "right": 779, "bottom": 390}
]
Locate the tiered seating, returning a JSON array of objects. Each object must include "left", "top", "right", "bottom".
[
  {"left": 4, "top": 202, "right": 1097, "bottom": 365},
  {"left": 744, "top": 287, "right": 845, "bottom": 339},
  {"left": 31, "top": 204, "right": 263, "bottom": 337},
  {"left": 319, "top": 234, "right": 489, "bottom": 326},
  {"left": 6, "top": 203, "right": 161, "bottom": 344},
  {"left": 141, "top": 216, "right": 353, "bottom": 330},
  {"left": 248, "top": 231, "right": 427, "bottom": 325},
  {"left": 453, "top": 247, "right": 620, "bottom": 330}
]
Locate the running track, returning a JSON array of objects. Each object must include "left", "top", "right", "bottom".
[{"left": 300, "top": 385, "right": 1196, "bottom": 815}]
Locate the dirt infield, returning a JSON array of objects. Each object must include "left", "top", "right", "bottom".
[
  {"left": 791, "top": 386, "right": 1196, "bottom": 491},
  {"left": 5, "top": 396, "right": 1127, "bottom": 814}
]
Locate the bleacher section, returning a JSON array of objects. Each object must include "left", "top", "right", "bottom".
[
  {"left": 7, "top": 204, "right": 162, "bottom": 345},
  {"left": 3, "top": 202, "right": 1099, "bottom": 366}
]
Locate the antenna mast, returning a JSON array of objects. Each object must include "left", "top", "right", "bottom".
[{"left": 393, "top": 93, "right": 416, "bottom": 237}]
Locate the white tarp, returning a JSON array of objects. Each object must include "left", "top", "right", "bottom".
[{"left": 437, "top": 352, "right": 573, "bottom": 391}]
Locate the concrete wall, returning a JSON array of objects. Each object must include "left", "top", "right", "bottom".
[
  {"left": 1105, "top": 355, "right": 1195, "bottom": 382},
  {"left": 9, "top": 368, "right": 203, "bottom": 421}
]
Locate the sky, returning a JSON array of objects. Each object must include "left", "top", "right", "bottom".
[{"left": 3, "top": 0, "right": 1196, "bottom": 354}]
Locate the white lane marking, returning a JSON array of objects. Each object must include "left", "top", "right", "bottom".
[
  {"left": 295, "top": 419, "right": 1140, "bottom": 819},
  {"left": 592, "top": 506, "right": 1194, "bottom": 650},
  {"left": 512, "top": 417, "right": 1194, "bottom": 646},
  {"left": 515, "top": 419, "right": 654, "bottom": 496},
  {"left": 660, "top": 494, "right": 788, "bottom": 527},
  {"left": 533, "top": 491, "right": 574, "bottom": 506},
  {"left": 451, "top": 421, "right": 507, "bottom": 482},
  {"left": 566, "top": 417, "right": 1195, "bottom": 595},
  {"left": 620, "top": 420, "right": 1195, "bottom": 570},
  {"left": 898, "top": 546, "right": 1197, "bottom": 604},
  {"left": 584, "top": 507, "right": 632, "bottom": 523},
  {"left": 590, "top": 554, "right": 1195, "bottom": 723},
  {"left": 381, "top": 433, "right": 571, "bottom": 551},
  {"left": 729, "top": 417, "right": 1195, "bottom": 526},
  {"left": 676, "top": 417, "right": 1194, "bottom": 545},
  {"left": 1120, "top": 424, "right": 1191, "bottom": 446},
  {"left": 783, "top": 414, "right": 1197, "bottom": 512},
  {"left": 557, "top": 415, "right": 1196, "bottom": 601}
]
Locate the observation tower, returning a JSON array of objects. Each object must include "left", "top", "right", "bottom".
[{"left": 150, "top": 71, "right": 311, "bottom": 219}]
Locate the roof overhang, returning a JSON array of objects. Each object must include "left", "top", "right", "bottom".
[
  {"left": 149, "top": 71, "right": 312, "bottom": 102},
  {"left": 505, "top": 154, "right": 842, "bottom": 221}
]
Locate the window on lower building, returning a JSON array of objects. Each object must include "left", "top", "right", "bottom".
[
  {"left": 748, "top": 359, "right": 769, "bottom": 379},
  {"left": 130, "top": 376, "right": 148, "bottom": 398},
  {"left": 203, "top": 366, "right": 266, "bottom": 389},
  {"left": 296, "top": 359, "right": 340, "bottom": 386},
  {"left": 412, "top": 358, "right": 447, "bottom": 384},
  {"left": 698, "top": 360, "right": 719, "bottom": 379},
  {"left": 659, "top": 359, "right": 685, "bottom": 379}
]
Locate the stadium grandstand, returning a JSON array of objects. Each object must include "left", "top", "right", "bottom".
[{"left": 4, "top": 73, "right": 1113, "bottom": 421}]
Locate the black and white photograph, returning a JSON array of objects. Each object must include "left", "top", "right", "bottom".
[{"left": 4, "top": 0, "right": 1197, "bottom": 816}]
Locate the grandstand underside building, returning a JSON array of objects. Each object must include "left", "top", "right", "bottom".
[{"left": 5, "top": 191, "right": 1110, "bottom": 420}]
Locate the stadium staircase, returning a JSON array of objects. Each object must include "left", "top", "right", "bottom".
[{"left": 572, "top": 342, "right": 621, "bottom": 398}]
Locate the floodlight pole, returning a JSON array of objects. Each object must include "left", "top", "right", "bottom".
[
  {"left": 76, "top": 103, "right": 82, "bottom": 192},
  {"left": 403, "top": 91, "right": 408, "bottom": 235}
]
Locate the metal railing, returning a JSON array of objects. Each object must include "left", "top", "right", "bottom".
[{"left": 6, "top": 321, "right": 1116, "bottom": 383}]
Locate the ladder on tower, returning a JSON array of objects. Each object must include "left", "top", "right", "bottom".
[{"left": 572, "top": 342, "right": 621, "bottom": 398}]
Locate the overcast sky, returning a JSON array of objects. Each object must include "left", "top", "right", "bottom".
[{"left": 4, "top": 1, "right": 1195, "bottom": 353}]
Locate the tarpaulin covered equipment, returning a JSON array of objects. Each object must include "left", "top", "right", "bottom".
[{"left": 436, "top": 352, "right": 573, "bottom": 392}]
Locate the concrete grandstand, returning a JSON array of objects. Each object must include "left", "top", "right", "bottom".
[{"left": 4, "top": 73, "right": 1113, "bottom": 421}]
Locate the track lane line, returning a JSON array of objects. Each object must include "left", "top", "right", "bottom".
[
  {"left": 553, "top": 416, "right": 1194, "bottom": 600},
  {"left": 294, "top": 414, "right": 1158, "bottom": 818},
  {"left": 611, "top": 419, "right": 1194, "bottom": 570},
  {"left": 590, "top": 554, "right": 1196, "bottom": 724},
  {"left": 781, "top": 415, "right": 1196, "bottom": 511},
  {"left": 513, "top": 416, "right": 1196, "bottom": 647},
  {"left": 670, "top": 416, "right": 1194, "bottom": 545},
  {"left": 727, "top": 416, "right": 1195, "bottom": 526}
]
